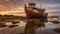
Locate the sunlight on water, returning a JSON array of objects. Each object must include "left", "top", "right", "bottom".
[
  {"left": 0, "top": 20, "right": 60, "bottom": 34},
  {"left": 5, "top": 22, "right": 12, "bottom": 26},
  {"left": 19, "top": 21, "right": 26, "bottom": 27}
]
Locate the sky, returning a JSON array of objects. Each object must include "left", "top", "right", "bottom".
[{"left": 0, "top": 0, "right": 60, "bottom": 16}]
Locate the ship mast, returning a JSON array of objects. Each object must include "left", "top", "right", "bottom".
[{"left": 40, "top": 3, "right": 42, "bottom": 9}]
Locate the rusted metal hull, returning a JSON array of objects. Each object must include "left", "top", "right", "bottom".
[{"left": 25, "top": 10, "right": 48, "bottom": 19}]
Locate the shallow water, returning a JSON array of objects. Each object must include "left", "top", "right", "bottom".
[
  {"left": 0, "top": 21, "right": 60, "bottom": 34},
  {"left": 36, "top": 22, "right": 60, "bottom": 34}
]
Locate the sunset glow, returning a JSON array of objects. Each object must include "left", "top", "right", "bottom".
[{"left": 0, "top": 0, "right": 60, "bottom": 16}]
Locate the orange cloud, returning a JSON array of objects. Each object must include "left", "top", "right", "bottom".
[{"left": 0, "top": 6, "right": 26, "bottom": 16}]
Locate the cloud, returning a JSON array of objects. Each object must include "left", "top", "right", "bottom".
[
  {"left": 41, "top": 1, "right": 60, "bottom": 14},
  {"left": 38, "top": 0, "right": 60, "bottom": 4},
  {"left": 0, "top": 0, "right": 60, "bottom": 16},
  {"left": 0, "top": 0, "right": 60, "bottom": 11},
  {"left": 0, "top": 0, "right": 24, "bottom": 11}
]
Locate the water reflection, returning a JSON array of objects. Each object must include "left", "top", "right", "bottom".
[
  {"left": 0, "top": 19, "right": 60, "bottom": 34},
  {"left": 8, "top": 25, "right": 19, "bottom": 28},
  {"left": 24, "top": 19, "right": 45, "bottom": 34},
  {"left": 53, "top": 28, "right": 60, "bottom": 33},
  {"left": 0, "top": 23, "right": 7, "bottom": 27},
  {"left": 24, "top": 19, "right": 60, "bottom": 34}
]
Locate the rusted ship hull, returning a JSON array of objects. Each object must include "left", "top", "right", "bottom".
[
  {"left": 25, "top": 10, "right": 47, "bottom": 19},
  {"left": 24, "top": 3, "right": 48, "bottom": 21}
]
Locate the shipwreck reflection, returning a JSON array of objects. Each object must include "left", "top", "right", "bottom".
[
  {"left": 0, "top": 19, "right": 60, "bottom": 34},
  {"left": 24, "top": 19, "right": 45, "bottom": 34}
]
